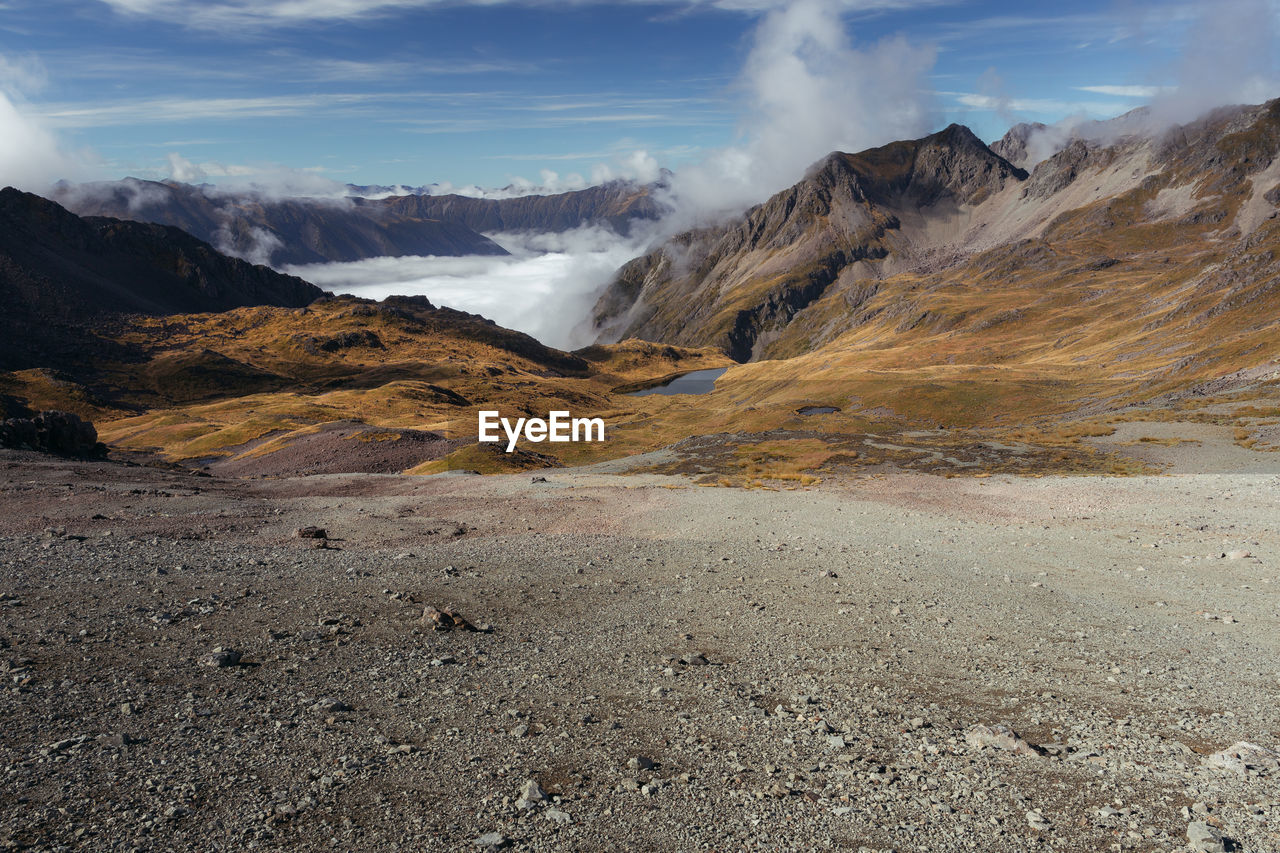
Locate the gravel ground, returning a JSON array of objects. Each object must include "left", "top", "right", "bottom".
[{"left": 2, "top": 448, "right": 1279, "bottom": 852}]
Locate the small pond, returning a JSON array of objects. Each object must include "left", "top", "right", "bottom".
[{"left": 627, "top": 367, "right": 728, "bottom": 397}]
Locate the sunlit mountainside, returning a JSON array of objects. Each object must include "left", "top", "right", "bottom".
[{"left": 5, "top": 101, "right": 1280, "bottom": 482}]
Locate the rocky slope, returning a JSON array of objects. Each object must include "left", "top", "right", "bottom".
[
  {"left": 53, "top": 179, "right": 509, "bottom": 266},
  {"left": 593, "top": 124, "right": 1027, "bottom": 361},
  {"left": 593, "top": 101, "right": 1280, "bottom": 380},
  {"left": 0, "top": 188, "right": 327, "bottom": 372}
]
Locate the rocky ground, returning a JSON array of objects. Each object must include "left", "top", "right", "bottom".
[{"left": 2, "top": 444, "right": 1279, "bottom": 852}]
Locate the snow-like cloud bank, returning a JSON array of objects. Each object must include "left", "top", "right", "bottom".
[{"left": 284, "top": 225, "right": 655, "bottom": 349}]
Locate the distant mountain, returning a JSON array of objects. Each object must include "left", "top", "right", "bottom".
[
  {"left": 53, "top": 179, "right": 509, "bottom": 266},
  {"left": 0, "top": 187, "right": 326, "bottom": 371},
  {"left": 381, "top": 180, "right": 667, "bottom": 236},
  {"left": 989, "top": 121, "right": 1048, "bottom": 169},
  {"left": 52, "top": 177, "right": 667, "bottom": 268}
]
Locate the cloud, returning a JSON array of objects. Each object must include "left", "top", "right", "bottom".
[
  {"left": 34, "top": 92, "right": 408, "bottom": 128},
  {"left": 0, "top": 53, "right": 48, "bottom": 97},
  {"left": 95, "top": 0, "right": 955, "bottom": 31},
  {"left": 951, "top": 92, "right": 1138, "bottom": 116},
  {"left": 1146, "top": 0, "right": 1280, "bottom": 125},
  {"left": 1076, "top": 85, "right": 1171, "bottom": 98},
  {"left": 660, "top": 0, "right": 938, "bottom": 223},
  {"left": 159, "top": 152, "right": 358, "bottom": 199},
  {"left": 0, "top": 53, "right": 91, "bottom": 192},
  {"left": 283, "top": 224, "right": 656, "bottom": 348},
  {"left": 992, "top": 0, "right": 1280, "bottom": 168},
  {"left": 0, "top": 93, "right": 86, "bottom": 191}
]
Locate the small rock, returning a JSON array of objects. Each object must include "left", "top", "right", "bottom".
[
  {"left": 422, "top": 606, "right": 484, "bottom": 632},
  {"left": 965, "top": 723, "right": 1040, "bottom": 756},
  {"left": 516, "top": 778, "right": 547, "bottom": 810},
  {"left": 544, "top": 809, "right": 571, "bottom": 825},
  {"left": 200, "top": 647, "right": 242, "bottom": 668},
  {"left": 1204, "top": 740, "right": 1280, "bottom": 777},
  {"left": 628, "top": 755, "right": 656, "bottom": 771},
  {"left": 294, "top": 526, "right": 328, "bottom": 539},
  {"left": 1026, "top": 810, "right": 1050, "bottom": 831},
  {"left": 1186, "top": 821, "right": 1228, "bottom": 853},
  {"left": 312, "top": 698, "right": 353, "bottom": 713},
  {"left": 473, "top": 832, "right": 506, "bottom": 849}
]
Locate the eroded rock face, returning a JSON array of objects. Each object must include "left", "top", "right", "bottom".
[{"left": 0, "top": 410, "right": 103, "bottom": 457}]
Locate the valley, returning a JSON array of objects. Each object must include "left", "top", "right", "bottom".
[{"left": 3, "top": 96, "right": 1280, "bottom": 853}]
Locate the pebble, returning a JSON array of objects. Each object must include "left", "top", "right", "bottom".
[
  {"left": 473, "top": 832, "right": 506, "bottom": 849},
  {"left": 200, "top": 647, "right": 242, "bottom": 668},
  {"left": 516, "top": 778, "right": 547, "bottom": 810}
]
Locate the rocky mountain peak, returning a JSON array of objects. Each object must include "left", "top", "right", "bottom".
[{"left": 809, "top": 123, "right": 1027, "bottom": 211}]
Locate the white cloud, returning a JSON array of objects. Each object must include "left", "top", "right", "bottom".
[
  {"left": 284, "top": 225, "right": 656, "bottom": 348},
  {"left": 0, "top": 53, "right": 48, "bottom": 97},
  {"left": 661, "top": 0, "right": 938, "bottom": 222},
  {"left": 1076, "top": 85, "right": 1171, "bottom": 98},
  {"left": 0, "top": 52, "right": 92, "bottom": 192},
  {"left": 951, "top": 92, "right": 1138, "bottom": 116},
  {"left": 34, "top": 92, "right": 407, "bottom": 128},
  {"left": 0, "top": 92, "right": 87, "bottom": 191},
  {"left": 159, "top": 152, "right": 355, "bottom": 199},
  {"left": 95, "top": 0, "right": 955, "bottom": 30},
  {"left": 1147, "top": 0, "right": 1280, "bottom": 125}
]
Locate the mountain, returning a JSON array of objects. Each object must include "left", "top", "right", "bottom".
[
  {"left": 53, "top": 179, "right": 509, "bottom": 266},
  {"left": 989, "top": 121, "right": 1047, "bottom": 168},
  {"left": 380, "top": 179, "right": 667, "bottom": 235},
  {"left": 52, "top": 177, "right": 667, "bottom": 269},
  {"left": 0, "top": 187, "right": 326, "bottom": 371},
  {"left": 588, "top": 99, "right": 1280, "bottom": 428},
  {"left": 593, "top": 124, "right": 1027, "bottom": 361}
]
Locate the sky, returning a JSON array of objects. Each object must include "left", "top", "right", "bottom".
[{"left": 1, "top": 0, "right": 1277, "bottom": 197}]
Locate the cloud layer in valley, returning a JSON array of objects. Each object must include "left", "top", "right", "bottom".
[{"left": 284, "top": 226, "right": 655, "bottom": 350}]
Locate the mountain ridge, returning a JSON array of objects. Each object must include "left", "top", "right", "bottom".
[
  {"left": 0, "top": 187, "right": 328, "bottom": 372},
  {"left": 593, "top": 123, "right": 1027, "bottom": 361}
]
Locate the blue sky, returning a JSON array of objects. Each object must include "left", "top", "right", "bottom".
[{"left": 0, "top": 0, "right": 1276, "bottom": 194}]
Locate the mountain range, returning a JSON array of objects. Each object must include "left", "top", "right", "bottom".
[
  {"left": 53, "top": 177, "right": 666, "bottom": 267},
  {"left": 592, "top": 100, "right": 1280, "bottom": 400},
  {"left": 5, "top": 98, "right": 1280, "bottom": 474}
]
